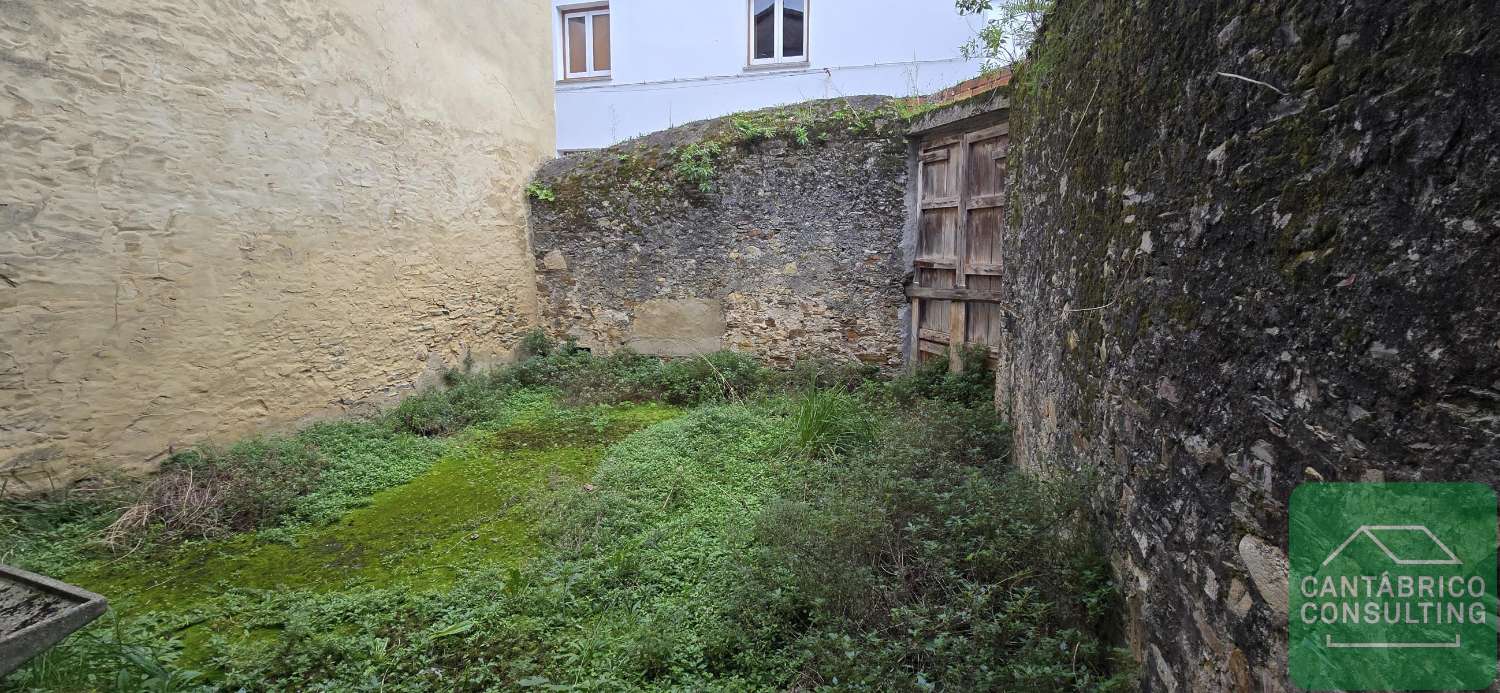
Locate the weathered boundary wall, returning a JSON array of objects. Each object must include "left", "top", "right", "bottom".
[
  {"left": 0, "top": 1, "right": 554, "bottom": 491},
  {"left": 1002, "top": 0, "right": 1499, "bottom": 689},
  {"left": 528, "top": 97, "right": 908, "bottom": 368}
]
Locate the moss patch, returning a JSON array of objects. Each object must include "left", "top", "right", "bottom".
[{"left": 55, "top": 400, "right": 679, "bottom": 671}]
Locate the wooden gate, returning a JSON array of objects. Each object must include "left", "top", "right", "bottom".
[{"left": 907, "top": 121, "right": 1009, "bottom": 369}]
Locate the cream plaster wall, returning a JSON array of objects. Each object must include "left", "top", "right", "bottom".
[{"left": 0, "top": 0, "right": 555, "bottom": 491}]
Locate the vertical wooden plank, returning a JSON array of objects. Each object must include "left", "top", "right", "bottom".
[
  {"left": 918, "top": 268, "right": 953, "bottom": 332},
  {"left": 949, "top": 301, "right": 964, "bottom": 372},
  {"left": 910, "top": 297, "right": 922, "bottom": 372},
  {"left": 949, "top": 137, "right": 969, "bottom": 372},
  {"left": 996, "top": 133, "right": 1008, "bottom": 280},
  {"left": 915, "top": 154, "right": 926, "bottom": 262},
  {"left": 954, "top": 138, "right": 970, "bottom": 288},
  {"left": 911, "top": 151, "right": 925, "bottom": 372},
  {"left": 969, "top": 303, "right": 992, "bottom": 345}
]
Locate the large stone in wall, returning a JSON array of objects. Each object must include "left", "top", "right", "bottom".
[
  {"left": 1001, "top": 0, "right": 1500, "bottom": 689},
  {"left": 625, "top": 298, "right": 725, "bottom": 356},
  {"left": 527, "top": 97, "right": 910, "bottom": 368}
]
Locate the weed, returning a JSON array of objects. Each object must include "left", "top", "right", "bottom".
[
  {"left": 670, "top": 141, "right": 724, "bottom": 193},
  {"left": 104, "top": 437, "right": 324, "bottom": 545},
  {"left": 382, "top": 374, "right": 510, "bottom": 436},
  {"left": 731, "top": 115, "right": 777, "bottom": 142},
  {"left": 787, "top": 388, "right": 873, "bottom": 459},
  {"left": 885, "top": 345, "right": 996, "bottom": 408},
  {"left": 790, "top": 125, "right": 811, "bottom": 147},
  {"left": 778, "top": 357, "right": 880, "bottom": 393},
  {"left": 516, "top": 328, "right": 556, "bottom": 360},
  {"left": 525, "top": 181, "right": 556, "bottom": 202},
  {"left": 741, "top": 399, "right": 1126, "bottom": 690},
  {"left": 0, "top": 489, "right": 126, "bottom": 578},
  {"left": 649, "top": 351, "right": 767, "bottom": 405},
  {"left": 3, "top": 612, "right": 203, "bottom": 692},
  {"left": 279, "top": 421, "right": 446, "bottom": 528}
]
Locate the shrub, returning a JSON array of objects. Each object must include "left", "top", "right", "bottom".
[
  {"left": 515, "top": 329, "right": 555, "bottom": 360},
  {"left": 736, "top": 400, "right": 1129, "bottom": 690},
  {"left": 489, "top": 348, "right": 773, "bottom": 407},
  {"left": 383, "top": 373, "right": 509, "bottom": 436},
  {"left": 776, "top": 357, "right": 881, "bottom": 393},
  {"left": 648, "top": 351, "right": 769, "bottom": 405},
  {"left": 886, "top": 345, "right": 995, "bottom": 408}
]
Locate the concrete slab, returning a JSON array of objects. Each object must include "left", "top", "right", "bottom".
[{"left": 1, "top": 564, "right": 107, "bottom": 677}]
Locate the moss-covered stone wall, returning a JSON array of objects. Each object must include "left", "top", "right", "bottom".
[
  {"left": 527, "top": 97, "right": 911, "bottom": 367},
  {"left": 1002, "top": 0, "right": 1499, "bottom": 689}
]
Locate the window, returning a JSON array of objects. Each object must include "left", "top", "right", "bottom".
[
  {"left": 750, "top": 0, "right": 806, "bottom": 65},
  {"left": 562, "top": 6, "right": 610, "bottom": 79}
]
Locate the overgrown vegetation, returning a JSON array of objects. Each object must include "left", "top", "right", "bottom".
[
  {"left": 533, "top": 98, "right": 919, "bottom": 200},
  {"left": 956, "top": 0, "right": 1060, "bottom": 98},
  {"left": 662, "top": 99, "right": 923, "bottom": 194},
  {"left": 527, "top": 97, "right": 940, "bottom": 224},
  {"left": 957, "top": 0, "right": 1053, "bottom": 71},
  {"left": 1, "top": 332, "right": 1128, "bottom": 691}
]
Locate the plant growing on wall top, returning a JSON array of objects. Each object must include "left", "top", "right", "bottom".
[
  {"left": 671, "top": 141, "right": 723, "bottom": 193},
  {"left": 525, "top": 182, "right": 555, "bottom": 202},
  {"left": 731, "top": 115, "right": 778, "bottom": 143}
]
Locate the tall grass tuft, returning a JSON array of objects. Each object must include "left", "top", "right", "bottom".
[{"left": 788, "top": 388, "right": 873, "bottom": 459}]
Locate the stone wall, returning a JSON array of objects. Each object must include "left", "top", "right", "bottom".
[
  {"left": 528, "top": 97, "right": 909, "bottom": 368},
  {"left": 0, "top": 1, "right": 555, "bottom": 491},
  {"left": 1000, "top": 0, "right": 1499, "bottom": 690}
]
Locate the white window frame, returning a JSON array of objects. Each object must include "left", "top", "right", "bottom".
[
  {"left": 748, "top": 0, "right": 809, "bottom": 66},
  {"left": 562, "top": 7, "right": 610, "bottom": 79}
]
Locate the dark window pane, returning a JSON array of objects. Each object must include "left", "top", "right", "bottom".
[
  {"left": 566, "top": 16, "right": 587, "bottom": 73},
  {"left": 592, "top": 13, "right": 610, "bottom": 71},
  {"left": 753, "top": 0, "right": 775, "bottom": 59},
  {"left": 783, "top": 0, "right": 804, "bottom": 57}
]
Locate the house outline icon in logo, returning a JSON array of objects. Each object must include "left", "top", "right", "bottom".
[{"left": 1321, "top": 524, "right": 1463, "bottom": 567}]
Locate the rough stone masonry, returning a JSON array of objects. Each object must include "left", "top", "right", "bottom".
[
  {"left": 1000, "top": 0, "right": 1499, "bottom": 690},
  {"left": 528, "top": 97, "right": 910, "bottom": 368}
]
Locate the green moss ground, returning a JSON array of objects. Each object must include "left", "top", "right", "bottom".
[{"left": 42, "top": 398, "right": 679, "bottom": 676}]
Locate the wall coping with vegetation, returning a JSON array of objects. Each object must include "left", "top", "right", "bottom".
[{"left": 907, "top": 86, "right": 1011, "bottom": 137}]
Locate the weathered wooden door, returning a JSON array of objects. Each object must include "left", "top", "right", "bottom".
[{"left": 908, "top": 122, "right": 1009, "bottom": 369}]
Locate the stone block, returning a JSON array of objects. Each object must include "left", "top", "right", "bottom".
[{"left": 625, "top": 298, "right": 725, "bottom": 356}]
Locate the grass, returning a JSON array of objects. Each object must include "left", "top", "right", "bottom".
[
  {"left": 0, "top": 335, "right": 1130, "bottom": 691},
  {"left": 788, "top": 388, "right": 873, "bottom": 459}
]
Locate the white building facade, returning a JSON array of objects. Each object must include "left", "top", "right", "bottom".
[{"left": 551, "top": 0, "right": 985, "bottom": 151}]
